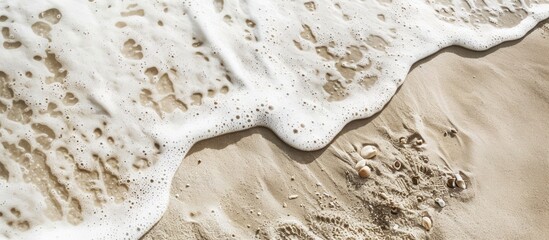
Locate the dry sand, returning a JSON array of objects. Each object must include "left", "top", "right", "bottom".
[{"left": 143, "top": 21, "right": 549, "bottom": 239}]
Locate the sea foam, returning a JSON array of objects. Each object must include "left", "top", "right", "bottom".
[{"left": 0, "top": 0, "right": 548, "bottom": 239}]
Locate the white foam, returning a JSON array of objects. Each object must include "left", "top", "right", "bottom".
[{"left": 0, "top": 0, "right": 548, "bottom": 239}]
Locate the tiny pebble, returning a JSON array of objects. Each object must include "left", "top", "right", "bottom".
[{"left": 435, "top": 198, "right": 446, "bottom": 208}]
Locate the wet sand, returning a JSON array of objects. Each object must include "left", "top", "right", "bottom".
[{"left": 143, "top": 21, "right": 549, "bottom": 239}]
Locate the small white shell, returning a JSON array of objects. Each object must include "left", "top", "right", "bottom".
[
  {"left": 360, "top": 145, "right": 377, "bottom": 159},
  {"left": 455, "top": 173, "right": 467, "bottom": 189},
  {"left": 358, "top": 166, "right": 372, "bottom": 178},
  {"left": 354, "top": 159, "right": 367, "bottom": 171},
  {"left": 435, "top": 198, "right": 446, "bottom": 208},
  {"left": 421, "top": 216, "right": 432, "bottom": 231},
  {"left": 288, "top": 195, "right": 299, "bottom": 200}
]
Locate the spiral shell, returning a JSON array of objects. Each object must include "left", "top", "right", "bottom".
[
  {"left": 421, "top": 216, "right": 432, "bottom": 231},
  {"left": 393, "top": 160, "right": 402, "bottom": 171}
]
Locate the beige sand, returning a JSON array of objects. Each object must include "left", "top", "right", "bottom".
[{"left": 143, "top": 21, "right": 549, "bottom": 239}]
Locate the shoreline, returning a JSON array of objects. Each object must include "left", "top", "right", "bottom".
[{"left": 143, "top": 21, "right": 549, "bottom": 239}]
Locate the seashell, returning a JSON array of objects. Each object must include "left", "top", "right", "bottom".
[
  {"left": 455, "top": 173, "right": 466, "bottom": 189},
  {"left": 358, "top": 166, "right": 372, "bottom": 178},
  {"left": 354, "top": 159, "right": 367, "bottom": 171},
  {"left": 399, "top": 137, "right": 407, "bottom": 144},
  {"left": 421, "top": 216, "right": 432, "bottom": 231},
  {"left": 393, "top": 160, "right": 402, "bottom": 170},
  {"left": 447, "top": 178, "right": 456, "bottom": 188},
  {"left": 415, "top": 139, "right": 424, "bottom": 145},
  {"left": 435, "top": 198, "right": 446, "bottom": 208},
  {"left": 456, "top": 180, "right": 466, "bottom": 189},
  {"left": 360, "top": 145, "right": 377, "bottom": 159}
]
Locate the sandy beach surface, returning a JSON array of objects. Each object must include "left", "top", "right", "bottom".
[
  {"left": 143, "top": 21, "right": 549, "bottom": 239},
  {"left": 2, "top": 2, "right": 549, "bottom": 239}
]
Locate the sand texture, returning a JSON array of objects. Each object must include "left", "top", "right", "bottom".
[
  {"left": 143, "top": 21, "right": 549, "bottom": 239},
  {"left": 1, "top": 1, "right": 549, "bottom": 239}
]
